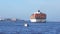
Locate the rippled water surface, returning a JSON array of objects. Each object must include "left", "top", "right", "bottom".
[{"left": 0, "top": 20, "right": 60, "bottom": 34}]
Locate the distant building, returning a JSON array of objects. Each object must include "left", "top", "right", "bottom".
[
  {"left": 0, "top": 17, "right": 5, "bottom": 21},
  {"left": 11, "top": 18, "right": 17, "bottom": 22}
]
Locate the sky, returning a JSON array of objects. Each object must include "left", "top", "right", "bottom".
[{"left": 0, "top": 0, "right": 60, "bottom": 21}]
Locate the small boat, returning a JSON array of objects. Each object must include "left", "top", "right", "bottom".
[{"left": 24, "top": 23, "right": 28, "bottom": 27}]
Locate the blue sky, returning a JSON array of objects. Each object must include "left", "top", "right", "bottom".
[{"left": 0, "top": 0, "right": 60, "bottom": 21}]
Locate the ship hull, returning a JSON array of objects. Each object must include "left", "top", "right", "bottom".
[{"left": 30, "top": 19, "right": 46, "bottom": 23}]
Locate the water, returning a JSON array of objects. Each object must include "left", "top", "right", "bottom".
[{"left": 0, "top": 20, "right": 60, "bottom": 34}]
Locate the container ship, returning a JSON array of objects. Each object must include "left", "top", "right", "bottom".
[{"left": 30, "top": 10, "right": 46, "bottom": 23}]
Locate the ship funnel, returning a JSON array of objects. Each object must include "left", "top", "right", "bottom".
[{"left": 38, "top": 10, "right": 40, "bottom": 12}]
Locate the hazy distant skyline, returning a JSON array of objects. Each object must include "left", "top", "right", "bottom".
[{"left": 0, "top": 0, "right": 60, "bottom": 21}]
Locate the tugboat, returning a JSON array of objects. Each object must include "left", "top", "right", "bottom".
[{"left": 30, "top": 10, "right": 46, "bottom": 23}]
